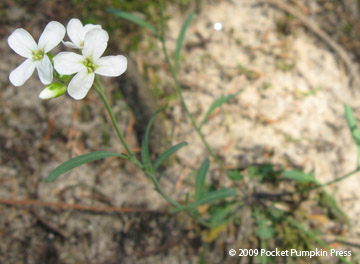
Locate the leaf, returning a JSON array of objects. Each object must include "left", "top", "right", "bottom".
[
  {"left": 171, "top": 206, "right": 185, "bottom": 214},
  {"left": 283, "top": 170, "right": 318, "bottom": 184},
  {"left": 227, "top": 170, "right": 243, "bottom": 181},
  {"left": 171, "top": 188, "right": 236, "bottom": 214},
  {"left": 254, "top": 208, "right": 275, "bottom": 240},
  {"left": 195, "top": 158, "right": 210, "bottom": 200},
  {"left": 209, "top": 204, "right": 234, "bottom": 226},
  {"left": 344, "top": 104, "right": 360, "bottom": 145},
  {"left": 319, "top": 192, "right": 348, "bottom": 224},
  {"left": 153, "top": 142, "right": 188, "bottom": 171},
  {"left": 201, "top": 224, "right": 226, "bottom": 243},
  {"left": 189, "top": 188, "right": 236, "bottom": 210},
  {"left": 198, "top": 245, "right": 208, "bottom": 264},
  {"left": 185, "top": 192, "right": 190, "bottom": 206},
  {"left": 108, "top": 8, "right": 157, "bottom": 35},
  {"left": 256, "top": 224, "right": 275, "bottom": 240},
  {"left": 174, "top": 12, "right": 194, "bottom": 74},
  {"left": 199, "top": 91, "right": 242, "bottom": 129},
  {"left": 141, "top": 105, "right": 167, "bottom": 171},
  {"left": 45, "top": 151, "right": 128, "bottom": 182}
]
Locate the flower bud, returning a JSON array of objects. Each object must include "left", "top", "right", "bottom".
[{"left": 39, "top": 82, "right": 67, "bottom": 99}]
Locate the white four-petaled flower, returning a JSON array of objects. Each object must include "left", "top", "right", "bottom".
[
  {"left": 63, "top": 18, "right": 101, "bottom": 49},
  {"left": 8, "top": 21, "right": 65, "bottom": 86},
  {"left": 54, "top": 28, "right": 127, "bottom": 100}
]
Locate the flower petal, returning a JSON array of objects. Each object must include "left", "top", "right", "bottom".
[
  {"left": 8, "top": 28, "right": 37, "bottom": 58},
  {"left": 38, "top": 21, "right": 66, "bottom": 53},
  {"left": 37, "top": 55, "right": 53, "bottom": 85},
  {"left": 68, "top": 71, "right": 95, "bottom": 100},
  {"left": 9, "top": 59, "right": 36, "bottom": 86},
  {"left": 62, "top": 41, "right": 79, "bottom": 49},
  {"left": 82, "top": 28, "right": 109, "bottom": 60},
  {"left": 95, "top": 55, "right": 127, "bottom": 77},
  {"left": 83, "top": 24, "right": 101, "bottom": 34},
  {"left": 54, "top": 52, "right": 86, "bottom": 75},
  {"left": 66, "top": 18, "right": 84, "bottom": 48}
]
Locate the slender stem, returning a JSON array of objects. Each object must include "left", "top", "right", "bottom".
[
  {"left": 94, "top": 76, "right": 133, "bottom": 157},
  {"left": 158, "top": 0, "right": 226, "bottom": 172},
  {"left": 300, "top": 168, "right": 360, "bottom": 193},
  {"left": 147, "top": 170, "right": 212, "bottom": 228},
  {"left": 94, "top": 74, "right": 211, "bottom": 227}
]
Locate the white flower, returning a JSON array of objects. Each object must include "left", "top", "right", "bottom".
[
  {"left": 8, "top": 21, "right": 65, "bottom": 86},
  {"left": 54, "top": 28, "right": 127, "bottom": 100},
  {"left": 63, "top": 18, "right": 101, "bottom": 49}
]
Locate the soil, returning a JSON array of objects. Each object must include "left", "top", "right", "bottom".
[{"left": 1, "top": 0, "right": 360, "bottom": 263}]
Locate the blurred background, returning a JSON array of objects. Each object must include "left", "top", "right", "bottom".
[{"left": 1, "top": 0, "right": 360, "bottom": 263}]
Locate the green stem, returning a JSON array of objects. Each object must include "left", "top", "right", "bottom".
[
  {"left": 147, "top": 170, "right": 212, "bottom": 228},
  {"left": 94, "top": 75, "right": 211, "bottom": 227},
  {"left": 158, "top": 0, "right": 226, "bottom": 173},
  {"left": 300, "top": 168, "right": 360, "bottom": 194},
  {"left": 94, "top": 76, "right": 140, "bottom": 166}
]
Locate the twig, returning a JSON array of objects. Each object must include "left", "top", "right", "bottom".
[
  {"left": 30, "top": 209, "right": 68, "bottom": 239},
  {"left": 257, "top": 0, "right": 360, "bottom": 89},
  {"left": 0, "top": 199, "right": 170, "bottom": 214}
]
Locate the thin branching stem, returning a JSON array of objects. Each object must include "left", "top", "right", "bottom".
[
  {"left": 158, "top": 0, "right": 226, "bottom": 173},
  {"left": 299, "top": 168, "right": 360, "bottom": 194},
  {"left": 147, "top": 171, "right": 213, "bottom": 228},
  {"left": 94, "top": 76, "right": 135, "bottom": 158},
  {"left": 94, "top": 75, "right": 212, "bottom": 227}
]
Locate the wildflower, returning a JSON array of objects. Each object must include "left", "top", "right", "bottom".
[
  {"left": 63, "top": 18, "right": 101, "bottom": 49},
  {"left": 54, "top": 28, "right": 127, "bottom": 100},
  {"left": 8, "top": 21, "right": 65, "bottom": 86}
]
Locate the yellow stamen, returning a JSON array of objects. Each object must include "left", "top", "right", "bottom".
[
  {"left": 32, "top": 49, "right": 44, "bottom": 61},
  {"left": 83, "top": 58, "right": 96, "bottom": 73}
]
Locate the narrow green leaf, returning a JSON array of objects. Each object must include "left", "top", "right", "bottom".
[
  {"left": 254, "top": 208, "right": 275, "bottom": 240},
  {"left": 189, "top": 188, "right": 236, "bottom": 210},
  {"left": 153, "top": 142, "right": 188, "bottom": 171},
  {"left": 141, "top": 105, "right": 167, "bottom": 170},
  {"left": 283, "top": 170, "right": 318, "bottom": 184},
  {"left": 199, "top": 91, "right": 242, "bottom": 129},
  {"left": 108, "top": 8, "right": 157, "bottom": 35},
  {"left": 170, "top": 206, "right": 185, "bottom": 214},
  {"left": 256, "top": 222, "right": 275, "bottom": 240},
  {"left": 210, "top": 204, "right": 234, "bottom": 226},
  {"left": 198, "top": 244, "right": 208, "bottom": 264},
  {"left": 141, "top": 139, "right": 151, "bottom": 171},
  {"left": 185, "top": 192, "right": 190, "bottom": 206},
  {"left": 195, "top": 158, "right": 210, "bottom": 200},
  {"left": 45, "top": 151, "right": 128, "bottom": 182},
  {"left": 171, "top": 188, "right": 236, "bottom": 214},
  {"left": 227, "top": 170, "right": 243, "bottom": 181},
  {"left": 344, "top": 104, "right": 360, "bottom": 145},
  {"left": 174, "top": 12, "right": 194, "bottom": 74}
]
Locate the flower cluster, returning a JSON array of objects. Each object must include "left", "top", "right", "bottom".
[{"left": 8, "top": 19, "right": 127, "bottom": 100}]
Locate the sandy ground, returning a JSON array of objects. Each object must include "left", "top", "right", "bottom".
[{"left": 1, "top": 0, "right": 360, "bottom": 263}]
